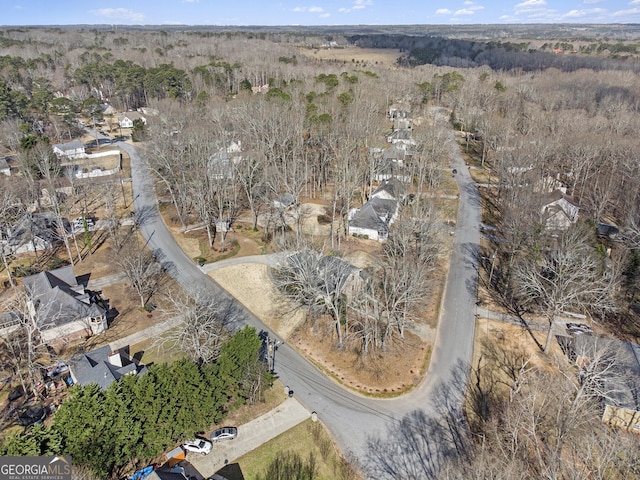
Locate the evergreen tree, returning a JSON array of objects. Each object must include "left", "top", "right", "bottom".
[{"left": 52, "top": 384, "right": 108, "bottom": 476}]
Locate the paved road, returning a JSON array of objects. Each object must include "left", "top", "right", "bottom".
[{"left": 118, "top": 114, "right": 481, "bottom": 477}]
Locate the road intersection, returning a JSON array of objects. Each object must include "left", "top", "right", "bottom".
[{"left": 118, "top": 114, "right": 481, "bottom": 475}]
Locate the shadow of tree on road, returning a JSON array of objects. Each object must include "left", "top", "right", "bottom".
[{"left": 364, "top": 361, "right": 473, "bottom": 479}]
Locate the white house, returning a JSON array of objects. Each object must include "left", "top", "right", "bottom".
[
  {"left": 348, "top": 178, "right": 406, "bottom": 241},
  {"left": 116, "top": 112, "right": 147, "bottom": 129},
  {"left": 1, "top": 212, "right": 63, "bottom": 256},
  {"left": 540, "top": 189, "right": 580, "bottom": 231},
  {"left": 52, "top": 141, "right": 86, "bottom": 159},
  {"left": 386, "top": 128, "right": 416, "bottom": 150}
]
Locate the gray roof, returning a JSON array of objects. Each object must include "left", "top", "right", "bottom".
[
  {"left": 4, "top": 213, "right": 65, "bottom": 251},
  {"left": 572, "top": 334, "right": 640, "bottom": 411},
  {"left": 349, "top": 201, "right": 389, "bottom": 232},
  {"left": 52, "top": 140, "right": 84, "bottom": 152},
  {"left": 388, "top": 129, "right": 413, "bottom": 141},
  {"left": 147, "top": 471, "right": 187, "bottom": 480},
  {"left": 382, "top": 145, "right": 406, "bottom": 162},
  {"left": 22, "top": 266, "right": 106, "bottom": 328},
  {"left": 372, "top": 177, "right": 406, "bottom": 200},
  {"left": 69, "top": 345, "right": 147, "bottom": 391},
  {"left": 0, "top": 157, "right": 9, "bottom": 170},
  {"left": 275, "top": 193, "right": 296, "bottom": 207},
  {"left": 541, "top": 189, "right": 579, "bottom": 208}
]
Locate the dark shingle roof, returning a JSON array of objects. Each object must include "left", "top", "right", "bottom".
[
  {"left": 22, "top": 266, "right": 105, "bottom": 328},
  {"left": 70, "top": 345, "right": 147, "bottom": 391},
  {"left": 372, "top": 178, "right": 405, "bottom": 200}
]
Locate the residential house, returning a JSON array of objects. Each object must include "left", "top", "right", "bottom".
[
  {"left": 146, "top": 467, "right": 187, "bottom": 480},
  {"left": 251, "top": 84, "right": 270, "bottom": 94},
  {"left": 1, "top": 212, "right": 67, "bottom": 256},
  {"left": 52, "top": 141, "right": 86, "bottom": 160},
  {"left": 285, "top": 251, "right": 366, "bottom": 302},
  {"left": 22, "top": 266, "right": 108, "bottom": 346},
  {"left": 560, "top": 334, "right": 640, "bottom": 433},
  {"left": 386, "top": 128, "right": 416, "bottom": 151},
  {"left": 0, "top": 311, "right": 21, "bottom": 337},
  {"left": 388, "top": 103, "right": 410, "bottom": 121},
  {"left": 371, "top": 177, "right": 406, "bottom": 202},
  {"left": 69, "top": 345, "right": 147, "bottom": 391},
  {"left": 116, "top": 112, "right": 147, "bottom": 129},
  {"left": 348, "top": 178, "right": 405, "bottom": 241},
  {"left": 540, "top": 189, "right": 579, "bottom": 231},
  {"left": 101, "top": 103, "right": 116, "bottom": 115},
  {"left": 370, "top": 146, "right": 411, "bottom": 182},
  {"left": 208, "top": 141, "right": 242, "bottom": 180},
  {"left": 273, "top": 193, "right": 296, "bottom": 210},
  {"left": 393, "top": 117, "right": 412, "bottom": 132},
  {"left": 0, "top": 156, "right": 10, "bottom": 176}
]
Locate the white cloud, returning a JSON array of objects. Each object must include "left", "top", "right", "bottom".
[
  {"left": 320, "top": 12, "right": 330, "bottom": 17},
  {"left": 630, "top": 0, "right": 640, "bottom": 4},
  {"left": 339, "top": 0, "right": 372, "bottom": 13},
  {"left": 463, "top": 0, "right": 473, "bottom": 4},
  {"left": 182, "top": 0, "right": 198, "bottom": 3},
  {"left": 435, "top": 8, "right": 452, "bottom": 14},
  {"left": 612, "top": 6, "right": 640, "bottom": 15},
  {"left": 293, "top": 5, "right": 324, "bottom": 13},
  {"left": 454, "top": 8, "right": 475, "bottom": 15},
  {"left": 515, "top": 0, "right": 546, "bottom": 6},
  {"left": 91, "top": 8, "right": 145, "bottom": 22},
  {"left": 563, "top": 8, "right": 605, "bottom": 18}
]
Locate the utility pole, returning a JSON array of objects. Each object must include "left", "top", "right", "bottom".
[{"left": 266, "top": 336, "right": 282, "bottom": 373}]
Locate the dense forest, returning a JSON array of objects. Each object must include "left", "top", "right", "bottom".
[{"left": 1, "top": 25, "right": 640, "bottom": 479}]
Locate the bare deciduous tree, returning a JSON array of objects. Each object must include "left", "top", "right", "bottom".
[
  {"left": 0, "top": 180, "right": 26, "bottom": 288},
  {"left": 154, "top": 290, "right": 234, "bottom": 364},
  {"left": 115, "top": 235, "right": 164, "bottom": 309},
  {"left": 272, "top": 249, "right": 359, "bottom": 347},
  {"left": 513, "top": 226, "right": 619, "bottom": 353}
]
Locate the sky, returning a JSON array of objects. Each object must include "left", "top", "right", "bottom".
[{"left": 3, "top": 0, "right": 640, "bottom": 26}]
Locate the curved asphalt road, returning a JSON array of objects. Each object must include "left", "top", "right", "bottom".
[{"left": 119, "top": 116, "right": 480, "bottom": 476}]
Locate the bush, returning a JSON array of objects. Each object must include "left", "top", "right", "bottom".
[
  {"left": 12, "top": 265, "right": 39, "bottom": 278},
  {"left": 317, "top": 214, "right": 332, "bottom": 225}
]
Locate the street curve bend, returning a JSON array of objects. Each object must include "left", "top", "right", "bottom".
[{"left": 120, "top": 124, "right": 480, "bottom": 476}]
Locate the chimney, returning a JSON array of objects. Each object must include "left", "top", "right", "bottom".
[{"left": 108, "top": 351, "right": 123, "bottom": 367}]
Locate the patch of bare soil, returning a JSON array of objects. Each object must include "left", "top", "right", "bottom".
[
  {"left": 299, "top": 46, "right": 402, "bottom": 67},
  {"left": 209, "top": 264, "right": 304, "bottom": 339},
  {"left": 293, "top": 324, "right": 429, "bottom": 395}
]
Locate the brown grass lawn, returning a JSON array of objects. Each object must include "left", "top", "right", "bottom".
[
  {"left": 223, "top": 418, "right": 359, "bottom": 480},
  {"left": 299, "top": 45, "right": 402, "bottom": 68}
]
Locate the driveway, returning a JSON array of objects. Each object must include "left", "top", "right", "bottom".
[{"left": 184, "top": 398, "right": 310, "bottom": 479}]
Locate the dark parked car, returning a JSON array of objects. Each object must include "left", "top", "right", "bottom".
[
  {"left": 210, "top": 426, "right": 237, "bottom": 441},
  {"left": 18, "top": 406, "right": 46, "bottom": 426},
  {"left": 8, "top": 386, "right": 24, "bottom": 402}
]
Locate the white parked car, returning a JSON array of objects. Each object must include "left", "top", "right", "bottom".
[
  {"left": 182, "top": 438, "right": 212, "bottom": 455},
  {"left": 72, "top": 217, "right": 95, "bottom": 232}
]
